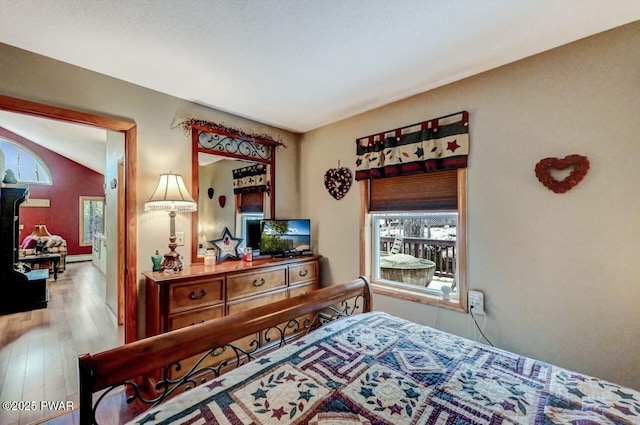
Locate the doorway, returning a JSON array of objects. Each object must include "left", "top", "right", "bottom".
[{"left": 0, "top": 93, "right": 138, "bottom": 342}]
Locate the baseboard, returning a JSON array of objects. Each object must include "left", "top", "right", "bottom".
[{"left": 67, "top": 254, "right": 92, "bottom": 263}]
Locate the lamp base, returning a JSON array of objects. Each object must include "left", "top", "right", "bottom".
[{"left": 160, "top": 241, "right": 183, "bottom": 272}]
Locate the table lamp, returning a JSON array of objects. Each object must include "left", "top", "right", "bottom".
[{"left": 144, "top": 172, "right": 197, "bottom": 272}]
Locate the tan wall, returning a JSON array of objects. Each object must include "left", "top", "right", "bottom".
[{"left": 299, "top": 22, "right": 640, "bottom": 390}]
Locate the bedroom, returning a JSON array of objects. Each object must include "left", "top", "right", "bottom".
[{"left": 0, "top": 2, "right": 639, "bottom": 423}]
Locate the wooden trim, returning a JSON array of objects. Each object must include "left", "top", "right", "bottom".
[
  {"left": 0, "top": 94, "right": 139, "bottom": 343},
  {"left": 456, "top": 167, "right": 468, "bottom": 313},
  {"left": 0, "top": 94, "right": 134, "bottom": 132},
  {"left": 358, "top": 180, "right": 369, "bottom": 276},
  {"left": 117, "top": 160, "right": 125, "bottom": 325},
  {"left": 371, "top": 282, "right": 466, "bottom": 313},
  {"left": 191, "top": 129, "right": 200, "bottom": 264},
  {"left": 124, "top": 125, "right": 137, "bottom": 343}
]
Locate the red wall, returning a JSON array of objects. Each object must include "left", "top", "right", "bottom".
[{"left": 1, "top": 127, "right": 104, "bottom": 255}]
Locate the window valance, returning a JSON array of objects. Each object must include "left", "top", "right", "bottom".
[
  {"left": 233, "top": 164, "right": 269, "bottom": 194},
  {"left": 355, "top": 111, "right": 469, "bottom": 181}
]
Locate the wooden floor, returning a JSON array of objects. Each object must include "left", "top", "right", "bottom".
[{"left": 0, "top": 262, "right": 123, "bottom": 425}]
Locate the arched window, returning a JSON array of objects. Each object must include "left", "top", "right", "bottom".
[{"left": 0, "top": 138, "right": 53, "bottom": 185}]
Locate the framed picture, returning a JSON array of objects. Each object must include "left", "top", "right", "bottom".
[{"left": 79, "top": 196, "right": 105, "bottom": 246}]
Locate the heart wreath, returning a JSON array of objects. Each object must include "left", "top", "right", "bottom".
[
  {"left": 534, "top": 154, "right": 590, "bottom": 194},
  {"left": 324, "top": 166, "right": 352, "bottom": 200}
]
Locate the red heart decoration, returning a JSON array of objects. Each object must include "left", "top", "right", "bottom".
[
  {"left": 535, "top": 155, "right": 590, "bottom": 193},
  {"left": 324, "top": 167, "right": 352, "bottom": 200}
]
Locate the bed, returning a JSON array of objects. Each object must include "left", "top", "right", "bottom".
[{"left": 79, "top": 277, "right": 640, "bottom": 424}]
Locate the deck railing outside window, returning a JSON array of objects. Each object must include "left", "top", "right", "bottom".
[{"left": 380, "top": 236, "right": 456, "bottom": 280}]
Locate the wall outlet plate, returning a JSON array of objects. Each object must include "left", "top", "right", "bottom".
[
  {"left": 175, "top": 232, "right": 185, "bottom": 246},
  {"left": 468, "top": 290, "right": 485, "bottom": 315}
]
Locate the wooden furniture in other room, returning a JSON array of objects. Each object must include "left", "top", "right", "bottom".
[
  {"left": 21, "top": 253, "right": 61, "bottom": 280},
  {"left": 0, "top": 186, "right": 49, "bottom": 315}
]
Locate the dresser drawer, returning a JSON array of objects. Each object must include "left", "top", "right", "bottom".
[
  {"left": 227, "top": 289, "right": 288, "bottom": 315},
  {"left": 289, "top": 261, "right": 318, "bottom": 285},
  {"left": 288, "top": 281, "right": 319, "bottom": 298},
  {"left": 169, "top": 278, "right": 224, "bottom": 314},
  {"left": 226, "top": 268, "right": 286, "bottom": 301},
  {"left": 168, "top": 305, "right": 224, "bottom": 331}
]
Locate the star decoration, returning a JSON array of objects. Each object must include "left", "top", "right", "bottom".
[
  {"left": 447, "top": 139, "right": 461, "bottom": 152},
  {"left": 359, "top": 387, "right": 375, "bottom": 398},
  {"left": 251, "top": 387, "right": 269, "bottom": 400},
  {"left": 298, "top": 389, "right": 314, "bottom": 402},
  {"left": 415, "top": 146, "right": 424, "bottom": 158},
  {"left": 210, "top": 227, "right": 242, "bottom": 262},
  {"left": 388, "top": 403, "right": 403, "bottom": 415},
  {"left": 271, "top": 406, "right": 287, "bottom": 420}
]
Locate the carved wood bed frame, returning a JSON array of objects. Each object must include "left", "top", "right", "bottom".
[{"left": 78, "top": 277, "right": 372, "bottom": 424}]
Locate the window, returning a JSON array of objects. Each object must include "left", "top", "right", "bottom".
[
  {"left": 360, "top": 168, "right": 467, "bottom": 313},
  {"left": 372, "top": 212, "right": 457, "bottom": 292},
  {"left": 238, "top": 213, "right": 263, "bottom": 250},
  {"left": 0, "top": 138, "right": 52, "bottom": 185}
]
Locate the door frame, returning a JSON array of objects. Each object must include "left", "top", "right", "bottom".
[{"left": 0, "top": 93, "right": 138, "bottom": 343}]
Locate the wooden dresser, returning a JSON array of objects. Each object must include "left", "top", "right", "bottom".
[{"left": 144, "top": 255, "right": 321, "bottom": 338}]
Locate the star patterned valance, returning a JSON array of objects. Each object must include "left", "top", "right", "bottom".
[
  {"left": 233, "top": 164, "right": 270, "bottom": 194},
  {"left": 355, "top": 111, "right": 469, "bottom": 181}
]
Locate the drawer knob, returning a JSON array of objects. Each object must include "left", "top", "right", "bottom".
[
  {"left": 189, "top": 289, "right": 207, "bottom": 300},
  {"left": 190, "top": 320, "right": 207, "bottom": 326},
  {"left": 253, "top": 278, "right": 266, "bottom": 287},
  {"left": 299, "top": 269, "right": 309, "bottom": 277}
]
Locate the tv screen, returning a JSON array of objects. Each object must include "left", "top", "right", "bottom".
[{"left": 260, "top": 219, "right": 311, "bottom": 255}]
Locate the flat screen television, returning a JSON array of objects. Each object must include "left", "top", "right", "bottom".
[{"left": 259, "top": 219, "right": 311, "bottom": 256}]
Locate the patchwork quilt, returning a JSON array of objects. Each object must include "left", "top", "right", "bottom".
[{"left": 130, "top": 312, "right": 640, "bottom": 425}]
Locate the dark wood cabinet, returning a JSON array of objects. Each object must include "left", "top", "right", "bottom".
[
  {"left": 144, "top": 255, "right": 321, "bottom": 337},
  {"left": 1, "top": 186, "right": 48, "bottom": 315}
]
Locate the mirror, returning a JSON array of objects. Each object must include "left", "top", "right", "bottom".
[{"left": 190, "top": 125, "right": 277, "bottom": 262}]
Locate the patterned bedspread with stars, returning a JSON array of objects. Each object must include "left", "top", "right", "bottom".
[{"left": 129, "top": 312, "right": 640, "bottom": 425}]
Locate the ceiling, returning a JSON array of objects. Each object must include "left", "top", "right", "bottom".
[{"left": 1, "top": 1, "right": 639, "bottom": 172}]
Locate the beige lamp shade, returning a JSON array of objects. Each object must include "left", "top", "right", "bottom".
[{"left": 144, "top": 173, "right": 197, "bottom": 212}]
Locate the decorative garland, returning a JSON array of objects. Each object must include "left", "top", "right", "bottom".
[
  {"left": 173, "top": 118, "right": 285, "bottom": 148},
  {"left": 535, "top": 154, "right": 590, "bottom": 194}
]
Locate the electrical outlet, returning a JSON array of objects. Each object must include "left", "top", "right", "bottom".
[
  {"left": 175, "top": 232, "right": 185, "bottom": 246},
  {"left": 468, "top": 290, "right": 485, "bottom": 315}
]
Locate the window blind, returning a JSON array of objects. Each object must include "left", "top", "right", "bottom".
[
  {"left": 369, "top": 169, "right": 457, "bottom": 211},
  {"left": 239, "top": 191, "right": 264, "bottom": 213}
]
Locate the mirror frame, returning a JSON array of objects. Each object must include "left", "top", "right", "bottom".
[{"left": 190, "top": 124, "right": 278, "bottom": 263}]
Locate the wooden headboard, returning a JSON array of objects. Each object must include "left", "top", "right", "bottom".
[{"left": 78, "top": 276, "right": 372, "bottom": 424}]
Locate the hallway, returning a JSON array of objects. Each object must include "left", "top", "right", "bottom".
[{"left": 0, "top": 262, "right": 123, "bottom": 425}]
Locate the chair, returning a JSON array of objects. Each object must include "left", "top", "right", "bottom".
[{"left": 389, "top": 236, "right": 403, "bottom": 255}]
